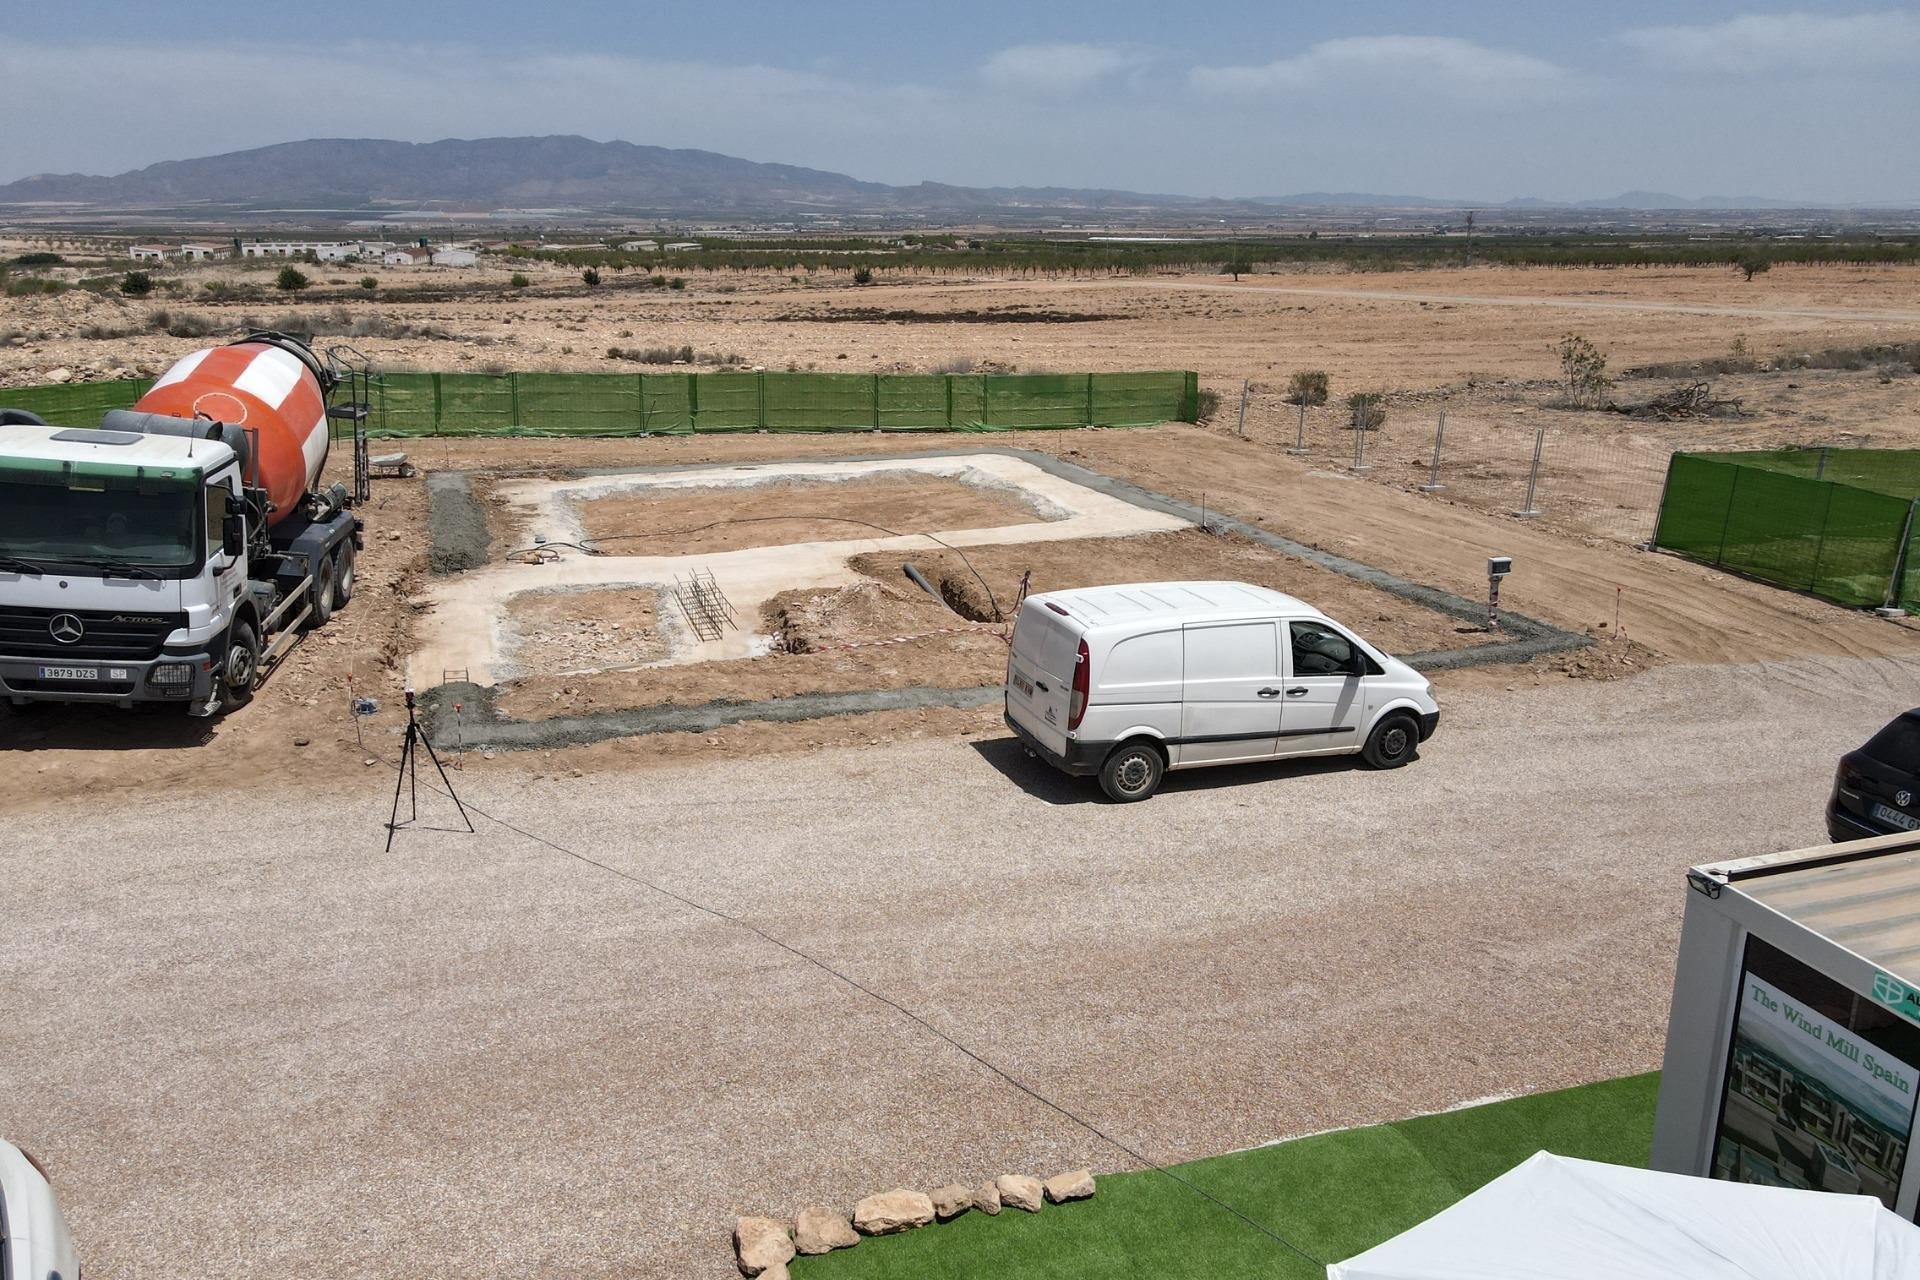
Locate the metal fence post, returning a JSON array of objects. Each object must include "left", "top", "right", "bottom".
[
  {"left": 1884, "top": 498, "right": 1919, "bottom": 613},
  {"left": 1087, "top": 372, "right": 1097, "bottom": 427},
  {"left": 1807, "top": 480, "right": 1837, "bottom": 592},
  {"left": 1420, "top": 408, "right": 1447, "bottom": 492},
  {"left": 1816, "top": 446, "right": 1830, "bottom": 481},
  {"left": 1235, "top": 378, "right": 1250, "bottom": 437},
  {"left": 1351, "top": 410, "right": 1370, "bottom": 471},
  {"left": 1512, "top": 424, "right": 1546, "bottom": 517},
  {"left": 1287, "top": 400, "right": 1309, "bottom": 455}
]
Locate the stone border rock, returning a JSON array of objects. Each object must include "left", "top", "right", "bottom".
[{"left": 737, "top": 1169, "right": 1095, "bottom": 1274}]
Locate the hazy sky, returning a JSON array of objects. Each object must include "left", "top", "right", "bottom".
[{"left": 6, "top": 3, "right": 1917, "bottom": 201}]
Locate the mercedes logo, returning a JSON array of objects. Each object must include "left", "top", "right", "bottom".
[
  {"left": 48, "top": 613, "right": 84, "bottom": 645},
  {"left": 1900, "top": 790, "right": 1914, "bottom": 809}
]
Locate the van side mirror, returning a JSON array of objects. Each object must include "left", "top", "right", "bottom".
[{"left": 222, "top": 513, "right": 245, "bottom": 558}]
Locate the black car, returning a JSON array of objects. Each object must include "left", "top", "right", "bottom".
[{"left": 1829, "top": 710, "right": 1920, "bottom": 841}]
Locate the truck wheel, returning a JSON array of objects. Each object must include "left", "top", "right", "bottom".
[
  {"left": 306, "top": 554, "right": 337, "bottom": 629},
  {"left": 1362, "top": 713, "right": 1419, "bottom": 769},
  {"left": 215, "top": 620, "right": 260, "bottom": 714},
  {"left": 1099, "top": 741, "right": 1165, "bottom": 802},
  {"left": 331, "top": 542, "right": 356, "bottom": 611}
]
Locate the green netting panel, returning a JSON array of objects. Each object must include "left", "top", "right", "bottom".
[
  {"left": 1902, "top": 518, "right": 1920, "bottom": 613},
  {"left": 640, "top": 374, "right": 694, "bottom": 434},
  {"left": 1716, "top": 466, "right": 1838, "bottom": 593},
  {"left": 983, "top": 374, "right": 1090, "bottom": 429},
  {"left": 1652, "top": 453, "right": 1738, "bottom": 561},
  {"left": 764, "top": 373, "right": 880, "bottom": 432},
  {"left": 371, "top": 374, "right": 442, "bottom": 436},
  {"left": 434, "top": 374, "right": 517, "bottom": 435},
  {"left": 689, "top": 372, "right": 762, "bottom": 432},
  {"left": 947, "top": 375, "right": 987, "bottom": 429},
  {"left": 1655, "top": 452, "right": 1914, "bottom": 609},
  {"left": 1092, "top": 370, "right": 1188, "bottom": 426},
  {"left": 1812, "top": 484, "right": 1910, "bottom": 606},
  {"left": 514, "top": 371, "right": 642, "bottom": 435},
  {"left": 876, "top": 375, "right": 951, "bottom": 430},
  {"left": 2, "top": 378, "right": 152, "bottom": 427}
]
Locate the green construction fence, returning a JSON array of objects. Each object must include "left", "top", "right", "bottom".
[
  {"left": 1653, "top": 449, "right": 1920, "bottom": 611},
  {"left": 3, "top": 369, "right": 1200, "bottom": 436}
]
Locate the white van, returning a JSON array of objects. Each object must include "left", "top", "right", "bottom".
[
  {"left": 1003, "top": 581, "right": 1440, "bottom": 801},
  {"left": 2, "top": 1138, "right": 80, "bottom": 1280}
]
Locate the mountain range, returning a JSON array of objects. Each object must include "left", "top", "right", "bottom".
[{"left": 0, "top": 135, "right": 1862, "bottom": 215}]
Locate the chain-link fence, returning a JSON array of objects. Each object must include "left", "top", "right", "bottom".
[{"left": 1224, "top": 384, "right": 1727, "bottom": 546}]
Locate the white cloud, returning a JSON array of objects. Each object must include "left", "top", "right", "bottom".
[
  {"left": 980, "top": 43, "right": 1147, "bottom": 93},
  {"left": 1618, "top": 10, "right": 1920, "bottom": 74},
  {"left": 1191, "top": 35, "right": 1568, "bottom": 101}
]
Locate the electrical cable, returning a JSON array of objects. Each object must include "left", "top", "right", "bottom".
[
  {"left": 369, "top": 728, "right": 1325, "bottom": 1270},
  {"left": 505, "top": 514, "right": 1004, "bottom": 621}
]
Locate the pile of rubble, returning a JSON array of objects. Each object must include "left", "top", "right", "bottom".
[{"left": 735, "top": 1169, "right": 1095, "bottom": 1277}]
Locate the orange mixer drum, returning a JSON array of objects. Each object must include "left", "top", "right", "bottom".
[{"left": 134, "top": 340, "right": 330, "bottom": 527}]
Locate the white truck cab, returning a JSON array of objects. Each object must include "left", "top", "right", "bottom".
[
  {"left": 1, "top": 1138, "right": 80, "bottom": 1280},
  {"left": 1003, "top": 580, "right": 1440, "bottom": 801}
]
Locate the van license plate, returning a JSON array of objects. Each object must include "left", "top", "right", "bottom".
[
  {"left": 39, "top": 665, "right": 97, "bottom": 681},
  {"left": 1873, "top": 802, "right": 1920, "bottom": 832},
  {"left": 1013, "top": 672, "right": 1035, "bottom": 698}
]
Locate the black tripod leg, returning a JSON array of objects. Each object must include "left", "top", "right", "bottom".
[
  {"left": 418, "top": 734, "right": 475, "bottom": 833},
  {"left": 386, "top": 723, "right": 412, "bottom": 852}
]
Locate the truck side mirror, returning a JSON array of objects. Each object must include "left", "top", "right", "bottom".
[{"left": 222, "top": 513, "right": 244, "bottom": 558}]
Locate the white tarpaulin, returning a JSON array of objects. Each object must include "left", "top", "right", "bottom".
[{"left": 1328, "top": 1152, "right": 1920, "bottom": 1280}]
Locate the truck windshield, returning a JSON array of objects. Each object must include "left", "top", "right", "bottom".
[{"left": 0, "top": 473, "right": 199, "bottom": 570}]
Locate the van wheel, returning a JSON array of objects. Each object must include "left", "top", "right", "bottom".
[
  {"left": 1099, "top": 741, "right": 1165, "bottom": 802},
  {"left": 1363, "top": 713, "right": 1419, "bottom": 769},
  {"left": 214, "top": 620, "right": 260, "bottom": 714}
]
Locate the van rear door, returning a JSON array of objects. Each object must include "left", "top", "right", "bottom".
[{"left": 1006, "top": 598, "right": 1080, "bottom": 755}]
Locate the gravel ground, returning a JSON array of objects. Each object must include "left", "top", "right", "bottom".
[{"left": 5, "top": 653, "right": 1916, "bottom": 1279}]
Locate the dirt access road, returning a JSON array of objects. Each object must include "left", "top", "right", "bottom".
[
  {"left": 1094, "top": 277, "right": 1920, "bottom": 326},
  {"left": 5, "top": 651, "right": 1914, "bottom": 1279}
]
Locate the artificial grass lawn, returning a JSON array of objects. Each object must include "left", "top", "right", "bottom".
[{"left": 793, "top": 1073, "right": 1659, "bottom": 1279}]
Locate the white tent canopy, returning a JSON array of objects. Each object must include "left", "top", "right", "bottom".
[{"left": 1329, "top": 1152, "right": 1920, "bottom": 1280}]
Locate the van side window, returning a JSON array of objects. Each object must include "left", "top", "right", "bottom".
[
  {"left": 1290, "top": 621, "right": 1359, "bottom": 676},
  {"left": 1185, "top": 622, "right": 1277, "bottom": 680}
]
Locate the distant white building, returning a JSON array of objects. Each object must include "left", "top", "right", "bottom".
[
  {"left": 128, "top": 244, "right": 170, "bottom": 261},
  {"left": 383, "top": 246, "right": 433, "bottom": 267},
  {"left": 177, "top": 243, "right": 223, "bottom": 261},
  {"left": 618, "top": 239, "right": 659, "bottom": 252},
  {"left": 662, "top": 242, "right": 701, "bottom": 252},
  {"left": 428, "top": 248, "right": 479, "bottom": 267}
]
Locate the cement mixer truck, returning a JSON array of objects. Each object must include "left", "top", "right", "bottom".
[{"left": 0, "top": 332, "right": 369, "bottom": 715}]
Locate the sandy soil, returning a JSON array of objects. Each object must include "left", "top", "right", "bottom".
[
  {"left": 576, "top": 472, "right": 1052, "bottom": 554},
  {"left": 499, "top": 586, "right": 668, "bottom": 678},
  {"left": 490, "top": 526, "right": 1494, "bottom": 722},
  {"left": 5, "top": 263, "right": 1920, "bottom": 810}
]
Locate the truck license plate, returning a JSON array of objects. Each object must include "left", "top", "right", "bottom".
[
  {"left": 1013, "top": 672, "right": 1035, "bottom": 698},
  {"left": 38, "top": 665, "right": 97, "bottom": 681},
  {"left": 1873, "top": 802, "right": 1920, "bottom": 832}
]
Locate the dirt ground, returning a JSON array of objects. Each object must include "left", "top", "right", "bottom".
[
  {"left": 5, "top": 263, "right": 1920, "bottom": 812},
  {"left": 490, "top": 526, "right": 1494, "bottom": 722},
  {"left": 499, "top": 586, "right": 668, "bottom": 678},
  {"left": 574, "top": 472, "right": 1052, "bottom": 553}
]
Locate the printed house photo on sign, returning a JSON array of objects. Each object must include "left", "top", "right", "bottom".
[{"left": 1711, "top": 936, "right": 1920, "bottom": 1207}]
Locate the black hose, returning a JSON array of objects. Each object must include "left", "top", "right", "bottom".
[{"left": 0, "top": 408, "right": 52, "bottom": 427}]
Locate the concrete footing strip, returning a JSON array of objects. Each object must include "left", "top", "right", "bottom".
[
  {"left": 423, "top": 683, "right": 1000, "bottom": 751},
  {"left": 423, "top": 446, "right": 1588, "bottom": 750}
]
